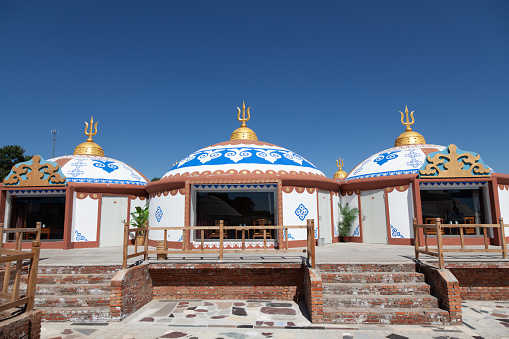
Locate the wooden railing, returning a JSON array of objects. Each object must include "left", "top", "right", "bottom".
[
  {"left": 414, "top": 217, "right": 508, "bottom": 269},
  {"left": 122, "top": 219, "right": 316, "bottom": 269},
  {"left": 0, "top": 223, "right": 41, "bottom": 313}
]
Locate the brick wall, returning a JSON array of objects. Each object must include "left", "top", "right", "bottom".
[
  {"left": 149, "top": 263, "right": 304, "bottom": 301},
  {"left": 0, "top": 310, "right": 41, "bottom": 339},
  {"left": 446, "top": 262, "right": 509, "bottom": 300},
  {"left": 110, "top": 263, "right": 153, "bottom": 320},
  {"left": 418, "top": 264, "right": 462, "bottom": 324},
  {"left": 303, "top": 266, "right": 323, "bottom": 322}
]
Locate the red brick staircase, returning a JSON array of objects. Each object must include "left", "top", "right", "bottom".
[
  {"left": 319, "top": 263, "right": 450, "bottom": 324},
  {"left": 23, "top": 265, "right": 121, "bottom": 322}
]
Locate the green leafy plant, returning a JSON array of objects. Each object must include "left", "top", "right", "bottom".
[
  {"left": 337, "top": 203, "right": 359, "bottom": 237},
  {"left": 130, "top": 204, "right": 149, "bottom": 236}
]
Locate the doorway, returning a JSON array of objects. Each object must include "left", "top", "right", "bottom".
[
  {"left": 318, "top": 190, "right": 332, "bottom": 244},
  {"left": 99, "top": 196, "right": 128, "bottom": 247},
  {"left": 360, "top": 190, "right": 388, "bottom": 244}
]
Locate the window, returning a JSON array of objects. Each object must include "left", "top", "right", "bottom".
[
  {"left": 195, "top": 191, "right": 276, "bottom": 240},
  {"left": 420, "top": 188, "right": 485, "bottom": 235},
  {"left": 9, "top": 196, "right": 66, "bottom": 240}
]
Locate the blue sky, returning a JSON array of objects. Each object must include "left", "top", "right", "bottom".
[{"left": 1, "top": 1, "right": 508, "bottom": 180}]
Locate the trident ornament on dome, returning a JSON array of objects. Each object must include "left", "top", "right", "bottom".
[
  {"left": 400, "top": 106, "right": 415, "bottom": 132},
  {"left": 336, "top": 157, "right": 344, "bottom": 171},
  {"left": 237, "top": 101, "right": 250, "bottom": 127},
  {"left": 84, "top": 117, "right": 98, "bottom": 142}
]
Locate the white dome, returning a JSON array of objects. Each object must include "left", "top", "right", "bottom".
[
  {"left": 51, "top": 155, "right": 148, "bottom": 186},
  {"left": 347, "top": 144, "right": 446, "bottom": 181},
  {"left": 162, "top": 140, "right": 325, "bottom": 178}
]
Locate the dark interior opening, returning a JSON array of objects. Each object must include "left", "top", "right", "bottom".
[
  {"left": 420, "top": 188, "right": 485, "bottom": 235},
  {"left": 9, "top": 195, "right": 66, "bottom": 241},
  {"left": 195, "top": 191, "right": 276, "bottom": 240}
]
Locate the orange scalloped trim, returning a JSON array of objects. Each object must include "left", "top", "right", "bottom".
[
  {"left": 283, "top": 186, "right": 294, "bottom": 193},
  {"left": 306, "top": 187, "right": 315, "bottom": 194},
  {"left": 295, "top": 187, "right": 305, "bottom": 194},
  {"left": 179, "top": 188, "right": 186, "bottom": 195}
]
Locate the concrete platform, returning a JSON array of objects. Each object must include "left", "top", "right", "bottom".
[{"left": 37, "top": 242, "right": 509, "bottom": 267}]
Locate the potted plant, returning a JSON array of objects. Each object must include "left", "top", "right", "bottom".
[
  {"left": 130, "top": 204, "right": 149, "bottom": 246},
  {"left": 337, "top": 203, "right": 359, "bottom": 242}
]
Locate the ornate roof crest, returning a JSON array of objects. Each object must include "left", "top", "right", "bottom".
[
  {"left": 419, "top": 144, "right": 490, "bottom": 178},
  {"left": 3, "top": 155, "right": 66, "bottom": 186}
]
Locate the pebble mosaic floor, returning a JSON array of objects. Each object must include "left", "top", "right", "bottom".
[{"left": 42, "top": 300, "right": 509, "bottom": 339}]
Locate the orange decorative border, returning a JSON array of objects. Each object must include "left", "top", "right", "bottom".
[
  {"left": 385, "top": 185, "right": 410, "bottom": 193},
  {"left": 130, "top": 195, "right": 147, "bottom": 201},
  {"left": 282, "top": 186, "right": 317, "bottom": 194},
  {"left": 77, "top": 193, "right": 99, "bottom": 200},
  {"left": 150, "top": 188, "right": 186, "bottom": 199},
  {"left": 341, "top": 190, "right": 355, "bottom": 197},
  {"left": 499, "top": 185, "right": 509, "bottom": 191}
]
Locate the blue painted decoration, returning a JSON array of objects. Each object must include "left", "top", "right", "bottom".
[
  {"left": 93, "top": 160, "right": 119, "bottom": 173},
  {"left": 155, "top": 206, "right": 163, "bottom": 222},
  {"left": 295, "top": 203, "right": 309, "bottom": 221},
  {"left": 75, "top": 230, "right": 88, "bottom": 241},
  {"left": 390, "top": 225, "right": 405, "bottom": 238},
  {"left": 374, "top": 151, "right": 400, "bottom": 166}
]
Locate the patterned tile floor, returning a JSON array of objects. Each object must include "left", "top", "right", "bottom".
[{"left": 41, "top": 300, "right": 509, "bottom": 339}]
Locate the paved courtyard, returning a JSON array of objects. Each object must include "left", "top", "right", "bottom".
[
  {"left": 41, "top": 299, "right": 509, "bottom": 339},
  {"left": 35, "top": 243, "right": 509, "bottom": 338}
]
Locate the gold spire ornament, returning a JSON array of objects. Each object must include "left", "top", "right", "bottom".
[
  {"left": 73, "top": 117, "right": 105, "bottom": 156},
  {"left": 230, "top": 101, "right": 258, "bottom": 141},
  {"left": 333, "top": 157, "right": 348, "bottom": 179},
  {"left": 394, "top": 106, "right": 426, "bottom": 147}
]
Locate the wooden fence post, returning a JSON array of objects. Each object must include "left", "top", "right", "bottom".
[
  {"left": 500, "top": 217, "right": 507, "bottom": 259},
  {"left": 143, "top": 220, "right": 149, "bottom": 261},
  {"left": 307, "top": 219, "right": 316, "bottom": 268},
  {"left": 122, "top": 222, "right": 129, "bottom": 269},
  {"left": 26, "top": 240, "right": 41, "bottom": 312},
  {"left": 0, "top": 223, "right": 4, "bottom": 249},
  {"left": 219, "top": 220, "right": 224, "bottom": 260},
  {"left": 436, "top": 219, "right": 444, "bottom": 269},
  {"left": 36, "top": 222, "right": 42, "bottom": 242},
  {"left": 413, "top": 218, "right": 419, "bottom": 261}
]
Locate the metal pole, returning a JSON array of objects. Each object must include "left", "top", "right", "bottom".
[{"left": 51, "top": 129, "right": 58, "bottom": 158}]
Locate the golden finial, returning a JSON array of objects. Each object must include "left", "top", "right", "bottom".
[
  {"left": 394, "top": 106, "right": 426, "bottom": 147},
  {"left": 333, "top": 157, "right": 348, "bottom": 179},
  {"left": 400, "top": 106, "right": 414, "bottom": 132},
  {"left": 237, "top": 101, "right": 250, "bottom": 127},
  {"left": 84, "top": 116, "right": 98, "bottom": 142},
  {"left": 172, "top": 160, "right": 178, "bottom": 167},
  {"left": 230, "top": 101, "right": 258, "bottom": 141},
  {"left": 73, "top": 116, "right": 105, "bottom": 156}
]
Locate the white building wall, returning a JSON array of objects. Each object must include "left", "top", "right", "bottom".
[
  {"left": 332, "top": 192, "right": 340, "bottom": 237},
  {"left": 282, "top": 188, "right": 318, "bottom": 240},
  {"left": 387, "top": 186, "right": 414, "bottom": 239},
  {"left": 339, "top": 192, "right": 360, "bottom": 237},
  {"left": 498, "top": 186, "right": 509, "bottom": 233},
  {"left": 149, "top": 192, "right": 186, "bottom": 242},
  {"left": 72, "top": 193, "right": 99, "bottom": 242}
]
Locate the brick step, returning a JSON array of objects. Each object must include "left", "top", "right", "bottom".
[
  {"left": 22, "top": 273, "right": 114, "bottom": 285},
  {"left": 317, "top": 263, "right": 416, "bottom": 273},
  {"left": 321, "top": 271, "right": 425, "bottom": 284},
  {"left": 322, "top": 282, "right": 430, "bottom": 295},
  {"left": 35, "top": 283, "right": 111, "bottom": 295},
  {"left": 38, "top": 265, "right": 121, "bottom": 275},
  {"left": 322, "top": 294, "right": 438, "bottom": 308},
  {"left": 40, "top": 306, "right": 111, "bottom": 322},
  {"left": 322, "top": 307, "right": 449, "bottom": 325},
  {"left": 35, "top": 295, "right": 110, "bottom": 308}
]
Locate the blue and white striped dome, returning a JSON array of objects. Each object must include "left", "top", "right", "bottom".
[
  {"left": 51, "top": 155, "right": 148, "bottom": 186},
  {"left": 162, "top": 140, "right": 325, "bottom": 178},
  {"left": 347, "top": 144, "right": 446, "bottom": 181}
]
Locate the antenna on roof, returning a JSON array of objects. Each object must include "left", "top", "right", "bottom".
[{"left": 51, "top": 129, "right": 58, "bottom": 158}]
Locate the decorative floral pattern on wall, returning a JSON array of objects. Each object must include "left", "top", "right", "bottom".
[
  {"left": 75, "top": 230, "right": 88, "bottom": 241},
  {"left": 294, "top": 203, "right": 309, "bottom": 221},
  {"left": 155, "top": 206, "right": 163, "bottom": 222},
  {"left": 390, "top": 225, "right": 405, "bottom": 238}
]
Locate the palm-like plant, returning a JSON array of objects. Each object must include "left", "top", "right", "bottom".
[
  {"left": 130, "top": 204, "right": 149, "bottom": 236},
  {"left": 337, "top": 203, "right": 359, "bottom": 237}
]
